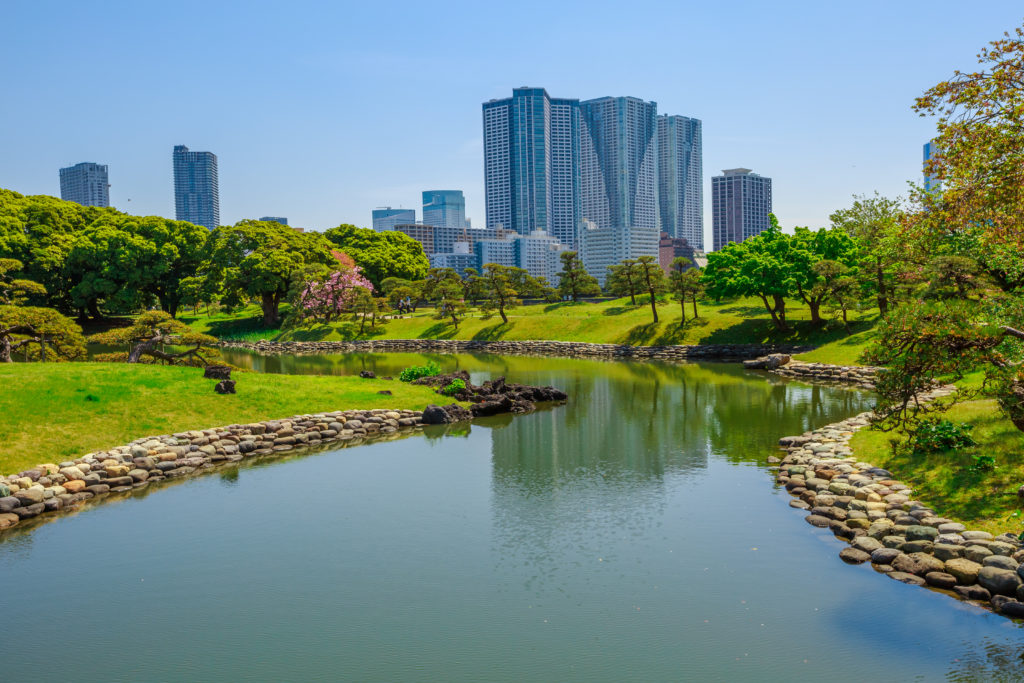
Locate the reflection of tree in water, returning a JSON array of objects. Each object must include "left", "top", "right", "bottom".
[
  {"left": 486, "top": 360, "right": 875, "bottom": 591},
  {"left": 946, "top": 636, "right": 1024, "bottom": 682}
]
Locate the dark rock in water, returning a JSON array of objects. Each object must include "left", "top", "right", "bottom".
[
  {"left": 925, "top": 572, "right": 958, "bottom": 590},
  {"left": 839, "top": 548, "right": 871, "bottom": 564},
  {"left": 441, "top": 404, "right": 473, "bottom": 422},
  {"left": 204, "top": 365, "right": 232, "bottom": 380},
  {"left": 954, "top": 584, "right": 992, "bottom": 601},
  {"left": 414, "top": 372, "right": 567, "bottom": 421},
  {"left": 359, "top": 370, "right": 376, "bottom": 379},
  {"left": 377, "top": 390, "right": 392, "bottom": 395},
  {"left": 887, "top": 571, "right": 927, "bottom": 586},
  {"left": 422, "top": 405, "right": 453, "bottom": 425},
  {"left": 215, "top": 380, "right": 236, "bottom": 394}
]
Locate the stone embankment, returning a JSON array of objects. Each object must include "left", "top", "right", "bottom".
[
  {"left": 744, "top": 353, "right": 880, "bottom": 388},
  {"left": 222, "top": 338, "right": 814, "bottom": 362},
  {"left": 0, "top": 408, "right": 425, "bottom": 533},
  {"left": 774, "top": 386, "right": 1024, "bottom": 620}
]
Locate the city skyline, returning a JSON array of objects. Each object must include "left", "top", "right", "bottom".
[{"left": 2, "top": 2, "right": 1020, "bottom": 241}]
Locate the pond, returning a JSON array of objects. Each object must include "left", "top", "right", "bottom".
[{"left": 1, "top": 352, "right": 1022, "bottom": 682}]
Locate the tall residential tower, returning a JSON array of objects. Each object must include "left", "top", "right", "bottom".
[
  {"left": 657, "top": 115, "right": 703, "bottom": 248},
  {"left": 711, "top": 168, "right": 772, "bottom": 251},
  {"left": 173, "top": 145, "right": 220, "bottom": 230},
  {"left": 59, "top": 162, "right": 109, "bottom": 207},
  {"left": 482, "top": 87, "right": 581, "bottom": 247}
]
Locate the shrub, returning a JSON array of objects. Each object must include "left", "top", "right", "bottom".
[
  {"left": 440, "top": 378, "right": 466, "bottom": 396},
  {"left": 970, "top": 454, "right": 996, "bottom": 471},
  {"left": 909, "top": 418, "right": 977, "bottom": 455},
  {"left": 398, "top": 361, "right": 441, "bottom": 382}
]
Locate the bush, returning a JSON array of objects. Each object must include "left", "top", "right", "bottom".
[
  {"left": 398, "top": 361, "right": 441, "bottom": 382},
  {"left": 440, "top": 378, "right": 466, "bottom": 396},
  {"left": 909, "top": 418, "right": 977, "bottom": 455}
]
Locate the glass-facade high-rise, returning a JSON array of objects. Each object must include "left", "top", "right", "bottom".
[
  {"left": 578, "top": 96, "right": 660, "bottom": 282},
  {"left": 173, "top": 145, "right": 219, "bottom": 230},
  {"left": 923, "top": 140, "right": 940, "bottom": 193},
  {"left": 657, "top": 115, "right": 703, "bottom": 249},
  {"left": 372, "top": 208, "right": 416, "bottom": 231},
  {"left": 422, "top": 190, "right": 468, "bottom": 229},
  {"left": 59, "top": 162, "right": 109, "bottom": 207},
  {"left": 711, "top": 168, "right": 772, "bottom": 251},
  {"left": 482, "top": 88, "right": 581, "bottom": 248}
]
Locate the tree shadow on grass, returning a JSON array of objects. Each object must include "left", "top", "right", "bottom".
[
  {"left": 601, "top": 305, "right": 638, "bottom": 316},
  {"left": 650, "top": 317, "right": 711, "bottom": 345},
  {"left": 717, "top": 305, "right": 770, "bottom": 316},
  {"left": 543, "top": 301, "right": 579, "bottom": 313},
  {"left": 472, "top": 322, "right": 514, "bottom": 340},
  {"left": 618, "top": 323, "right": 660, "bottom": 346},
  {"left": 417, "top": 322, "right": 459, "bottom": 340}
]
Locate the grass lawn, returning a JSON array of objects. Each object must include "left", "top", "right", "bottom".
[
  {"left": 182, "top": 296, "right": 878, "bottom": 365},
  {"left": 850, "top": 399, "right": 1024, "bottom": 536},
  {"left": 0, "top": 362, "right": 446, "bottom": 476}
]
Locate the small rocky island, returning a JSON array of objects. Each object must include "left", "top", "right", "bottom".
[{"left": 413, "top": 371, "right": 568, "bottom": 424}]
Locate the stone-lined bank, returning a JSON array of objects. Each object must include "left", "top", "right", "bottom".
[
  {"left": 222, "top": 338, "right": 814, "bottom": 362},
  {"left": 774, "top": 386, "right": 1024, "bottom": 620},
  {"left": 0, "top": 408, "right": 426, "bottom": 533},
  {"left": 744, "top": 353, "right": 880, "bottom": 388}
]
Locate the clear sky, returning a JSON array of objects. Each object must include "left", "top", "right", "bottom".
[{"left": 2, "top": 1, "right": 1021, "bottom": 243}]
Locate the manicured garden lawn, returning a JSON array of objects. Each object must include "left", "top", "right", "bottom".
[
  {"left": 851, "top": 399, "right": 1024, "bottom": 535},
  {"left": 182, "top": 296, "right": 879, "bottom": 365},
  {"left": 0, "top": 363, "right": 444, "bottom": 476}
]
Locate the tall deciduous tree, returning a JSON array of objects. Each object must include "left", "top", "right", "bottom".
[
  {"left": 791, "top": 226, "right": 861, "bottom": 325},
  {"left": 829, "top": 193, "right": 903, "bottom": 316},
  {"left": 636, "top": 255, "right": 666, "bottom": 323},
  {"left": 702, "top": 215, "right": 797, "bottom": 330},
  {"left": 202, "top": 220, "right": 334, "bottom": 326},
  {"left": 557, "top": 251, "right": 600, "bottom": 302},
  {"left": 607, "top": 258, "right": 641, "bottom": 305}
]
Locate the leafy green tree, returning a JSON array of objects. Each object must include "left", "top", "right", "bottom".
[
  {"left": 90, "top": 311, "right": 219, "bottom": 365},
  {"left": 791, "top": 226, "right": 861, "bottom": 325},
  {"left": 202, "top": 220, "right": 334, "bottom": 326},
  {"left": 668, "top": 257, "right": 703, "bottom": 323},
  {"left": 702, "top": 215, "right": 798, "bottom": 331},
  {"left": 477, "top": 263, "right": 521, "bottom": 324},
  {"left": 323, "top": 224, "right": 429, "bottom": 289},
  {"left": 433, "top": 279, "right": 468, "bottom": 328},
  {"left": 813, "top": 260, "right": 858, "bottom": 328},
  {"left": 348, "top": 286, "right": 384, "bottom": 335},
  {"left": 0, "top": 304, "right": 85, "bottom": 362},
  {"left": 462, "top": 267, "right": 485, "bottom": 305},
  {"left": 829, "top": 193, "right": 904, "bottom": 316},
  {"left": 606, "top": 258, "right": 641, "bottom": 304},
  {"left": 635, "top": 255, "right": 666, "bottom": 323},
  {"left": 0, "top": 258, "right": 46, "bottom": 305},
  {"left": 65, "top": 223, "right": 159, "bottom": 318},
  {"left": 557, "top": 251, "right": 600, "bottom": 302},
  {"left": 125, "top": 216, "right": 209, "bottom": 317},
  {"left": 420, "top": 267, "right": 462, "bottom": 301}
]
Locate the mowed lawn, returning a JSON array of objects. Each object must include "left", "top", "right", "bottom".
[
  {"left": 182, "top": 296, "right": 879, "bottom": 365},
  {"left": 0, "top": 363, "right": 444, "bottom": 476}
]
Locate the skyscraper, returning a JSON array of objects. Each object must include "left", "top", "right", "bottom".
[
  {"left": 173, "top": 145, "right": 220, "bottom": 230},
  {"left": 482, "top": 87, "right": 581, "bottom": 247},
  {"left": 259, "top": 216, "right": 288, "bottom": 225},
  {"left": 657, "top": 115, "right": 703, "bottom": 248},
  {"left": 372, "top": 207, "right": 416, "bottom": 231},
  {"left": 59, "top": 162, "right": 109, "bottom": 207},
  {"left": 711, "top": 168, "right": 772, "bottom": 251},
  {"left": 923, "top": 140, "right": 939, "bottom": 193},
  {"left": 578, "top": 96, "right": 660, "bottom": 282},
  {"left": 422, "top": 190, "right": 468, "bottom": 229}
]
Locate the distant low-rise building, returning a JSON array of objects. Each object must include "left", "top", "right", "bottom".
[
  {"left": 372, "top": 207, "right": 416, "bottom": 231},
  {"left": 658, "top": 232, "right": 707, "bottom": 274},
  {"left": 579, "top": 219, "right": 660, "bottom": 286}
]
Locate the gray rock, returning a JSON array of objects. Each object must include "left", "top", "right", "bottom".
[
  {"left": 938, "top": 522, "right": 967, "bottom": 534},
  {"left": 905, "top": 525, "right": 939, "bottom": 542},
  {"left": 0, "top": 496, "right": 20, "bottom": 513},
  {"left": 839, "top": 547, "right": 872, "bottom": 564},
  {"left": 954, "top": 584, "right": 991, "bottom": 601},
  {"left": 933, "top": 544, "right": 964, "bottom": 562},
  {"left": 925, "top": 572, "right": 959, "bottom": 590},
  {"left": 892, "top": 552, "right": 945, "bottom": 577},
  {"left": 945, "top": 558, "right": 983, "bottom": 585},
  {"left": 983, "top": 555, "right": 1019, "bottom": 571},
  {"left": 962, "top": 530, "right": 994, "bottom": 542},
  {"left": 853, "top": 537, "right": 883, "bottom": 554},
  {"left": 870, "top": 548, "right": 902, "bottom": 565},
  {"left": 805, "top": 515, "right": 831, "bottom": 528},
  {"left": 887, "top": 571, "right": 927, "bottom": 586},
  {"left": 965, "top": 545, "right": 994, "bottom": 563},
  {"left": 978, "top": 566, "right": 1022, "bottom": 596}
]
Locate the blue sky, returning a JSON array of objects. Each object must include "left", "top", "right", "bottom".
[{"left": 2, "top": 1, "right": 1021, "bottom": 244}]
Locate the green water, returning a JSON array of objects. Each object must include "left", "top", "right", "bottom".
[{"left": 1, "top": 353, "right": 1022, "bottom": 682}]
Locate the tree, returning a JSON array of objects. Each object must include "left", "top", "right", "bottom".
[
  {"left": 433, "top": 279, "right": 468, "bottom": 328},
  {"left": 913, "top": 23, "right": 1024, "bottom": 254},
  {"left": 477, "top": 263, "right": 521, "bottom": 324},
  {"left": 791, "top": 226, "right": 861, "bottom": 325},
  {"left": 0, "top": 305, "right": 85, "bottom": 363},
  {"left": 607, "top": 258, "right": 641, "bottom": 304},
  {"left": 829, "top": 193, "right": 904, "bottom": 316},
  {"left": 702, "top": 215, "right": 797, "bottom": 331},
  {"left": 557, "top": 251, "right": 600, "bottom": 302},
  {"left": 65, "top": 223, "right": 158, "bottom": 318},
  {"left": 323, "top": 224, "right": 429, "bottom": 289},
  {"left": 126, "top": 216, "right": 209, "bottom": 317},
  {"left": 636, "top": 255, "right": 666, "bottom": 323},
  {"left": 0, "top": 258, "right": 46, "bottom": 305},
  {"left": 292, "top": 266, "right": 375, "bottom": 325},
  {"left": 813, "top": 260, "right": 858, "bottom": 328},
  {"left": 462, "top": 267, "right": 485, "bottom": 305},
  {"left": 202, "top": 220, "right": 334, "bottom": 326},
  {"left": 668, "top": 257, "right": 703, "bottom": 323},
  {"left": 348, "top": 286, "right": 380, "bottom": 335},
  {"left": 90, "top": 311, "right": 219, "bottom": 365}
]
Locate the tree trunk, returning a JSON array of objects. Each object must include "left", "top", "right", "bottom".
[
  {"left": 691, "top": 296, "right": 698, "bottom": 319},
  {"left": 679, "top": 299, "right": 686, "bottom": 325},
  {"left": 773, "top": 294, "right": 789, "bottom": 330},
  {"left": 88, "top": 300, "right": 101, "bottom": 320},
  {"left": 809, "top": 299, "right": 822, "bottom": 325},
  {"left": 499, "top": 303, "right": 508, "bottom": 324},
  {"left": 261, "top": 291, "right": 279, "bottom": 327},
  {"left": 759, "top": 294, "right": 783, "bottom": 329},
  {"left": 648, "top": 288, "right": 658, "bottom": 323},
  {"left": 0, "top": 336, "right": 11, "bottom": 363},
  {"left": 128, "top": 339, "right": 157, "bottom": 363}
]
